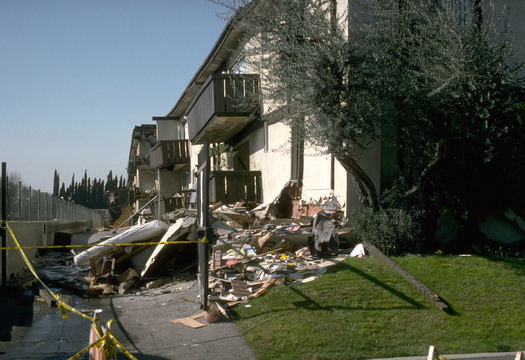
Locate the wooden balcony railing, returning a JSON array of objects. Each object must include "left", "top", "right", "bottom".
[
  {"left": 186, "top": 74, "right": 260, "bottom": 144},
  {"left": 149, "top": 140, "right": 189, "bottom": 170},
  {"left": 209, "top": 171, "right": 262, "bottom": 204}
]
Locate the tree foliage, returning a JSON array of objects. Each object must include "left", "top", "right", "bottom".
[
  {"left": 366, "top": 0, "right": 525, "bottom": 214},
  {"left": 53, "top": 169, "right": 122, "bottom": 209},
  {"left": 215, "top": 0, "right": 525, "bottom": 219}
]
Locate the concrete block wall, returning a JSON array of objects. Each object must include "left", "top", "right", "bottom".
[
  {"left": 2, "top": 221, "right": 44, "bottom": 281},
  {"left": 1, "top": 219, "right": 108, "bottom": 283}
]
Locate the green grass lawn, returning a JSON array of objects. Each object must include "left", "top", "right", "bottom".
[{"left": 231, "top": 255, "right": 525, "bottom": 360}]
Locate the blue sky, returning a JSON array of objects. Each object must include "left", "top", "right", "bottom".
[{"left": 0, "top": 0, "right": 228, "bottom": 193}]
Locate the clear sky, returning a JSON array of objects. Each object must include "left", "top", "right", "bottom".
[{"left": 0, "top": 0, "right": 228, "bottom": 194}]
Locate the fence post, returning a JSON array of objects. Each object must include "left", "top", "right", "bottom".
[
  {"left": 29, "top": 186, "right": 32, "bottom": 221},
  {"left": 38, "top": 190, "right": 40, "bottom": 221},
  {"left": 2, "top": 163, "right": 7, "bottom": 288},
  {"left": 18, "top": 181, "right": 21, "bottom": 221}
]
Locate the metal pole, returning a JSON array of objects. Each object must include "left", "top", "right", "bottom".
[
  {"left": 29, "top": 186, "right": 32, "bottom": 221},
  {"left": 2, "top": 163, "right": 7, "bottom": 288},
  {"left": 38, "top": 189, "right": 40, "bottom": 221},
  {"left": 18, "top": 181, "right": 21, "bottom": 221},
  {"left": 157, "top": 172, "right": 161, "bottom": 221}
]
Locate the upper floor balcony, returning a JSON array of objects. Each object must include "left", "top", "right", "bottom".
[
  {"left": 186, "top": 74, "right": 260, "bottom": 145},
  {"left": 149, "top": 140, "right": 189, "bottom": 170}
]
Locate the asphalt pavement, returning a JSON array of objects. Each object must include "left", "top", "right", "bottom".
[
  {"left": 0, "top": 228, "right": 256, "bottom": 360},
  {"left": 0, "top": 280, "right": 257, "bottom": 360}
]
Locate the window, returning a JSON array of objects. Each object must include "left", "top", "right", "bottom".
[{"left": 230, "top": 55, "right": 246, "bottom": 74}]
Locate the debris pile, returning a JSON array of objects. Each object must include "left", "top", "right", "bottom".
[{"left": 27, "top": 200, "right": 365, "bottom": 311}]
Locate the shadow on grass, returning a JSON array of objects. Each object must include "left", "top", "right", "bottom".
[
  {"left": 485, "top": 255, "right": 525, "bottom": 276},
  {"left": 333, "top": 261, "right": 459, "bottom": 316},
  {"left": 309, "top": 262, "right": 426, "bottom": 310},
  {"left": 232, "top": 260, "right": 435, "bottom": 324}
]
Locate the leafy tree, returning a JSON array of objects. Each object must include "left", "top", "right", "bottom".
[
  {"left": 214, "top": 0, "right": 524, "bottom": 217},
  {"left": 365, "top": 0, "right": 525, "bottom": 215},
  {"left": 53, "top": 170, "right": 116, "bottom": 209},
  {"left": 6, "top": 171, "right": 23, "bottom": 219}
]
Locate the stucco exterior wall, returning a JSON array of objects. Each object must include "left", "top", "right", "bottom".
[
  {"left": 250, "top": 121, "right": 292, "bottom": 204},
  {"left": 156, "top": 119, "right": 180, "bottom": 141}
]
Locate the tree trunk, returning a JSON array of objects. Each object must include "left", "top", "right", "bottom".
[
  {"left": 336, "top": 154, "right": 379, "bottom": 211},
  {"left": 400, "top": 138, "right": 447, "bottom": 207}
]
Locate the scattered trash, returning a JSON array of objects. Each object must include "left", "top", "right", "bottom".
[
  {"left": 28, "top": 200, "right": 366, "bottom": 313},
  {"left": 171, "top": 312, "right": 207, "bottom": 328}
]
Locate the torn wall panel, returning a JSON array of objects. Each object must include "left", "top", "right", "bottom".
[
  {"left": 140, "top": 217, "right": 197, "bottom": 278},
  {"left": 73, "top": 220, "right": 168, "bottom": 266}
]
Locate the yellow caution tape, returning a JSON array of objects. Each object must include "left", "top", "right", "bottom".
[
  {"left": 103, "top": 337, "right": 116, "bottom": 359},
  {"left": 67, "top": 335, "right": 106, "bottom": 360},
  {"left": 437, "top": 356, "right": 454, "bottom": 360},
  {"left": 58, "top": 302, "right": 69, "bottom": 319},
  {"left": 4, "top": 222, "right": 99, "bottom": 323},
  {"left": 3, "top": 220, "right": 140, "bottom": 360},
  {"left": 107, "top": 333, "right": 139, "bottom": 360},
  {"left": 0, "top": 240, "right": 206, "bottom": 250},
  {"left": 67, "top": 319, "right": 140, "bottom": 360}
]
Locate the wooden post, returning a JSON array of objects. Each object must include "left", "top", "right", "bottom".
[
  {"left": 196, "top": 140, "right": 211, "bottom": 312},
  {"left": 363, "top": 242, "right": 448, "bottom": 310},
  {"left": 427, "top": 346, "right": 438, "bottom": 360}
]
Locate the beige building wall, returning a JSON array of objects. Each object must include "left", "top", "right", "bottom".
[
  {"left": 250, "top": 121, "right": 292, "bottom": 204},
  {"left": 301, "top": 144, "right": 349, "bottom": 209}
]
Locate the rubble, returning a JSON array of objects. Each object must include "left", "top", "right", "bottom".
[
  {"left": 26, "top": 199, "right": 368, "bottom": 314},
  {"left": 73, "top": 220, "right": 168, "bottom": 265}
]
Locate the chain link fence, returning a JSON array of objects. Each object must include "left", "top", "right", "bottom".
[{"left": 0, "top": 181, "right": 107, "bottom": 222}]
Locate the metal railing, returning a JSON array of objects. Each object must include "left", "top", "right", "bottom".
[{"left": 0, "top": 181, "right": 107, "bottom": 222}]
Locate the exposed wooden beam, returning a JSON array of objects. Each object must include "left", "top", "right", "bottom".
[{"left": 363, "top": 242, "right": 448, "bottom": 311}]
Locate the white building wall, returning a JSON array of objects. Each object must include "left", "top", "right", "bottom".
[
  {"left": 301, "top": 147, "right": 333, "bottom": 204},
  {"left": 250, "top": 122, "right": 292, "bottom": 204},
  {"left": 156, "top": 119, "right": 179, "bottom": 141}
]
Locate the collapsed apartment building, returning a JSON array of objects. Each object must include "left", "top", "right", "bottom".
[
  {"left": 61, "top": 1, "right": 401, "bottom": 306},
  {"left": 25, "top": 4, "right": 389, "bottom": 307}
]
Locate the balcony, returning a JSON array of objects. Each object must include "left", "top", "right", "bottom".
[
  {"left": 186, "top": 74, "right": 260, "bottom": 145},
  {"left": 149, "top": 140, "right": 189, "bottom": 170},
  {"left": 209, "top": 171, "right": 262, "bottom": 204},
  {"left": 135, "top": 155, "right": 150, "bottom": 168}
]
